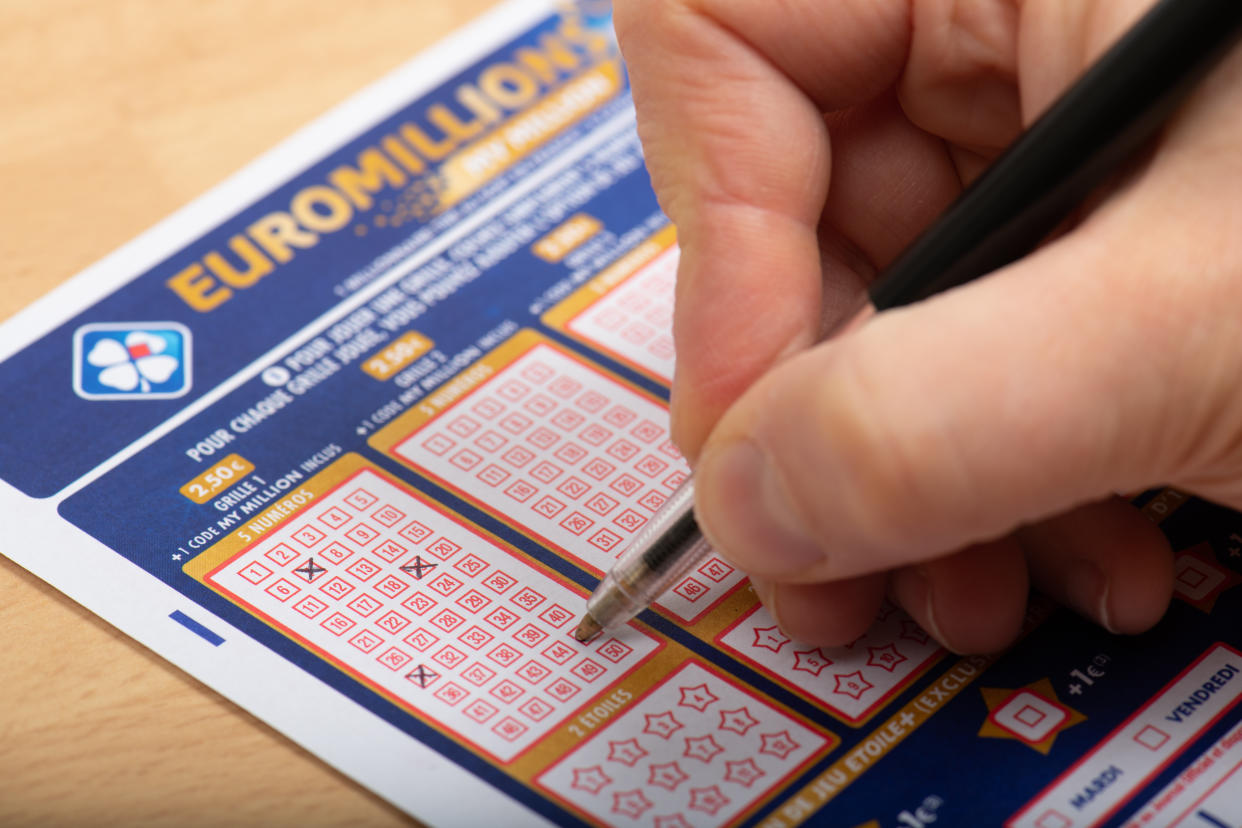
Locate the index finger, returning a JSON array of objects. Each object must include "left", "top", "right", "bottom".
[{"left": 614, "top": 0, "right": 913, "bottom": 459}]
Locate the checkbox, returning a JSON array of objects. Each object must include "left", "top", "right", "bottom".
[
  {"left": 1134, "top": 725, "right": 1170, "bottom": 751},
  {"left": 1177, "top": 567, "right": 1207, "bottom": 589},
  {"left": 1173, "top": 556, "right": 1226, "bottom": 600},
  {"left": 1035, "top": 811, "right": 1071, "bottom": 828},
  {"left": 990, "top": 690, "right": 1070, "bottom": 744},
  {"left": 1016, "top": 705, "right": 1047, "bottom": 728}
]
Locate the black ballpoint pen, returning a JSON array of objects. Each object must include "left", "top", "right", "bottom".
[{"left": 574, "top": 0, "right": 1242, "bottom": 642}]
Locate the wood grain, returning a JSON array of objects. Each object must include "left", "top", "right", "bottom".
[{"left": 0, "top": 2, "right": 501, "bottom": 824}]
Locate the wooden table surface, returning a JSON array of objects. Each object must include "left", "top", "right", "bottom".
[{"left": 0, "top": 2, "right": 503, "bottom": 824}]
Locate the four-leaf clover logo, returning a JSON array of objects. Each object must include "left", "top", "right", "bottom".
[{"left": 73, "top": 322, "right": 192, "bottom": 400}]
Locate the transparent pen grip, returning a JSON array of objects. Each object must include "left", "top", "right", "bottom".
[
  {"left": 585, "top": 482, "right": 706, "bottom": 627},
  {"left": 611, "top": 532, "right": 710, "bottom": 604}
]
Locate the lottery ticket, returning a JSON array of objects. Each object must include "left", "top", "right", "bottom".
[{"left": 6, "top": 1, "right": 1242, "bottom": 825}]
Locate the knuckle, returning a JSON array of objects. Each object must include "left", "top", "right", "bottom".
[{"left": 914, "top": 0, "right": 1018, "bottom": 78}]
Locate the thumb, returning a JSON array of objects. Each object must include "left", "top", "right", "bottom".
[{"left": 691, "top": 214, "right": 1208, "bottom": 583}]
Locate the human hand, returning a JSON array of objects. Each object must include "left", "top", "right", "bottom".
[{"left": 614, "top": 0, "right": 1242, "bottom": 652}]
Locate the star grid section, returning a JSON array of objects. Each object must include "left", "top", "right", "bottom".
[
  {"left": 537, "top": 661, "right": 829, "bottom": 828},
  {"left": 204, "top": 468, "right": 660, "bottom": 762},
  {"left": 564, "top": 245, "right": 677, "bottom": 383},
  {"left": 388, "top": 338, "right": 743, "bottom": 623},
  {"left": 717, "top": 602, "right": 944, "bottom": 724}
]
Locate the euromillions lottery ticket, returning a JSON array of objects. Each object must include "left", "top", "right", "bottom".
[{"left": 5, "top": 2, "right": 1242, "bottom": 825}]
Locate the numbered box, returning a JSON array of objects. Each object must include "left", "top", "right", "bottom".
[
  {"left": 204, "top": 467, "right": 661, "bottom": 762},
  {"left": 379, "top": 332, "right": 744, "bottom": 624}
]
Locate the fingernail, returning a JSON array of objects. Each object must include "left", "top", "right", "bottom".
[
  {"left": 896, "top": 568, "right": 957, "bottom": 654},
  {"left": 695, "top": 438, "right": 822, "bottom": 576},
  {"left": 750, "top": 577, "right": 786, "bottom": 634},
  {"left": 1066, "top": 560, "right": 1114, "bottom": 633}
]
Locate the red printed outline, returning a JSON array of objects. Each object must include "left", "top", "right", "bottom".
[
  {"left": 533, "top": 658, "right": 837, "bottom": 827},
  {"left": 1159, "top": 754, "right": 1242, "bottom": 826},
  {"left": 378, "top": 335, "right": 744, "bottom": 625},
  {"left": 715, "top": 603, "right": 945, "bottom": 726},
  {"left": 553, "top": 241, "right": 680, "bottom": 386},
  {"left": 201, "top": 462, "right": 664, "bottom": 766},
  {"left": 1008, "top": 642, "right": 1242, "bottom": 828},
  {"left": 987, "top": 689, "right": 1073, "bottom": 746}
]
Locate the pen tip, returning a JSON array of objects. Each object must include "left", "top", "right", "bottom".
[{"left": 573, "top": 614, "right": 603, "bottom": 643}]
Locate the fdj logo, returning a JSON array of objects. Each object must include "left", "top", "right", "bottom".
[{"left": 73, "top": 322, "right": 192, "bottom": 400}]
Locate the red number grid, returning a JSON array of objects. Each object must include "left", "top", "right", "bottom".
[
  {"left": 205, "top": 468, "right": 660, "bottom": 762},
  {"left": 389, "top": 340, "right": 745, "bottom": 624},
  {"left": 564, "top": 244, "right": 680, "bottom": 384}
]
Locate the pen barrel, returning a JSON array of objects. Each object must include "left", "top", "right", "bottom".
[
  {"left": 869, "top": 0, "right": 1242, "bottom": 311},
  {"left": 586, "top": 482, "right": 706, "bottom": 628}
]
